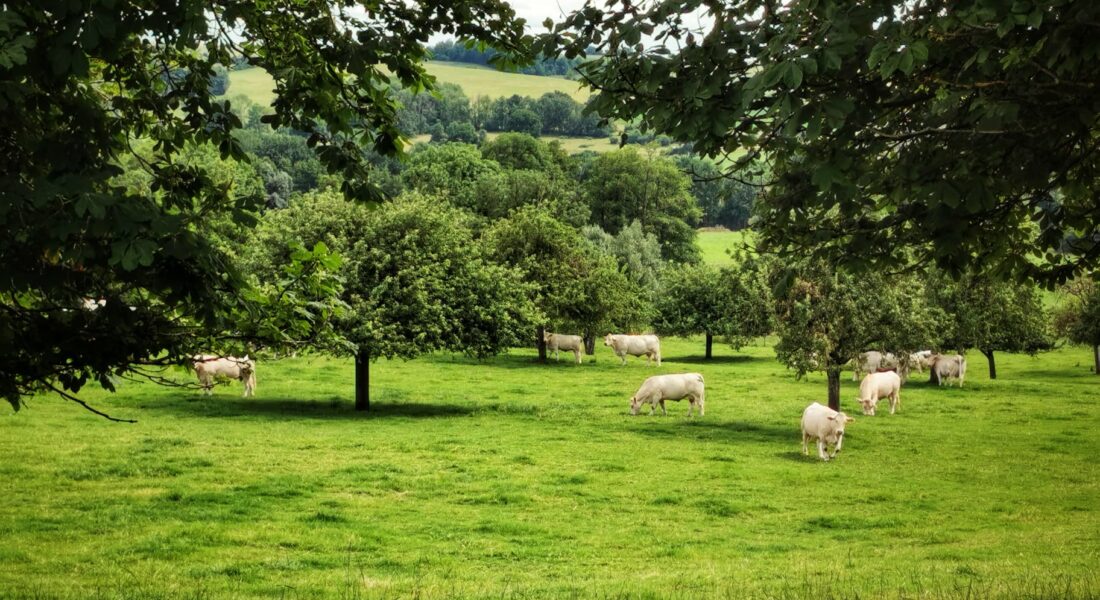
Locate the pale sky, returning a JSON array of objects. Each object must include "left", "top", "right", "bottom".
[{"left": 507, "top": 0, "right": 588, "bottom": 30}]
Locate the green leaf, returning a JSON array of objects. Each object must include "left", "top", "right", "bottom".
[{"left": 783, "top": 62, "right": 803, "bottom": 89}]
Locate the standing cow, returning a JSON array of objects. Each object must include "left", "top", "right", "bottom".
[
  {"left": 192, "top": 354, "right": 257, "bottom": 397},
  {"left": 856, "top": 370, "right": 901, "bottom": 415},
  {"left": 543, "top": 332, "right": 584, "bottom": 364},
  {"left": 604, "top": 334, "right": 661, "bottom": 366},
  {"left": 852, "top": 351, "right": 897, "bottom": 381},
  {"left": 928, "top": 353, "right": 967, "bottom": 387},
  {"left": 801, "top": 402, "right": 854, "bottom": 461},
  {"left": 629, "top": 373, "right": 705, "bottom": 416}
]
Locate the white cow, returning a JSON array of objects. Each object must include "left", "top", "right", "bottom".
[
  {"left": 801, "top": 402, "right": 854, "bottom": 461},
  {"left": 629, "top": 373, "right": 705, "bottom": 416},
  {"left": 192, "top": 354, "right": 257, "bottom": 397},
  {"left": 856, "top": 370, "right": 901, "bottom": 415},
  {"left": 928, "top": 353, "right": 966, "bottom": 387},
  {"left": 604, "top": 334, "right": 661, "bottom": 366},
  {"left": 908, "top": 350, "right": 933, "bottom": 374},
  {"left": 852, "top": 351, "right": 898, "bottom": 381},
  {"left": 543, "top": 332, "right": 584, "bottom": 364}
]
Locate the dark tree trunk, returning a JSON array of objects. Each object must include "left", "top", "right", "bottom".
[
  {"left": 827, "top": 368, "right": 841, "bottom": 412},
  {"left": 583, "top": 333, "right": 596, "bottom": 357},
  {"left": 1094, "top": 344, "right": 1099, "bottom": 375},
  {"left": 705, "top": 332, "right": 713, "bottom": 359},
  {"left": 982, "top": 348, "right": 997, "bottom": 380},
  {"left": 355, "top": 350, "right": 370, "bottom": 411},
  {"left": 536, "top": 325, "right": 547, "bottom": 362}
]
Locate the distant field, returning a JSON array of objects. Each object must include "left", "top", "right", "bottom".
[
  {"left": 408, "top": 132, "right": 631, "bottom": 156},
  {"left": 3, "top": 339, "right": 1097, "bottom": 598},
  {"left": 225, "top": 61, "right": 590, "bottom": 108},
  {"left": 698, "top": 229, "right": 752, "bottom": 265}
]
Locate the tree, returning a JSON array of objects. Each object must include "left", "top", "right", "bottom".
[
  {"left": 506, "top": 108, "right": 543, "bottom": 137},
  {"left": 675, "top": 156, "right": 756, "bottom": 230},
  {"left": 470, "top": 169, "right": 588, "bottom": 227},
  {"left": 582, "top": 148, "right": 702, "bottom": 264},
  {"left": 930, "top": 272, "right": 1053, "bottom": 379},
  {"left": 583, "top": 221, "right": 664, "bottom": 290},
  {"left": 541, "top": 1, "right": 1100, "bottom": 284},
  {"left": 402, "top": 143, "right": 501, "bottom": 210},
  {"left": 243, "top": 192, "right": 537, "bottom": 410},
  {"left": 1054, "top": 280, "right": 1100, "bottom": 375},
  {"left": 0, "top": 0, "right": 526, "bottom": 414},
  {"left": 654, "top": 263, "right": 772, "bottom": 359},
  {"left": 772, "top": 261, "right": 944, "bottom": 411},
  {"left": 487, "top": 210, "right": 654, "bottom": 358},
  {"left": 481, "top": 132, "right": 572, "bottom": 175},
  {"left": 535, "top": 91, "right": 577, "bottom": 134},
  {"left": 445, "top": 121, "right": 480, "bottom": 144}
]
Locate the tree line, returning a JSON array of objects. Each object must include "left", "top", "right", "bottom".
[{"left": 427, "top": 39, "right": 582, "bottom": 77}]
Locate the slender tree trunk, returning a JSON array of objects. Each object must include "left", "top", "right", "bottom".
[
  {"left": 1094, "top": 344, "right": 1099, "bottom": 375},
  {"left": 583, "top": 333, "right": 596, "bottom": 358},
  {"left": 536, "top": 326, "right": 547, "bottom": 362},
  {"left": 982, "top": 348, "right": 997, "bottom": 380},
  {"left": 355, "top": 350, "right": 370, "bottom": 411},
  {"left": 827, "top": 368, "right": 841, "bottom": 412},
  {"left": 705, "top": 332, "right": 713, "bottom": 360}
]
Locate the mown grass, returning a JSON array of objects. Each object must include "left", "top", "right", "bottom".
[
  {"left": 2, "top": 337, "right": 1098, "bottom": 599},
  {"left": 226, "top": 61, "right": 589, "bottom": 108},
  {"left": 697, "top": 229, "right": 752, "bottom": 266}
]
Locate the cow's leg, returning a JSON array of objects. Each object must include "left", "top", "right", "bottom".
[
  {"left": 802, "top": 433, "right": 810, "bottom": 455},
  {"left": 659, "top": 399, "right": 666, "bottom": 415},
  {"left": 686, "top": 399, "right": 694, "bottom": 417},
  {"left": 891, "top": 390, "right": 899, "bottom": 414},
  {"left": 818, "top": 439, "right": 829, "bottom": 461},
  {"left": 698, "top": 390, "right": 705, "bottom": 416},
  {"left": 832, "top": 435, "right": 844, "bottom": 458},
  {"left": 573, "top": 348, "right": 581, "bottom": 364},
  {"left": 619, "top": 353, "right": 627, "bottom": 366}
]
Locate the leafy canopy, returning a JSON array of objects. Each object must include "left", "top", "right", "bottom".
[{"left": 541, "top": 0, "right": 1100, "bottom": 284}]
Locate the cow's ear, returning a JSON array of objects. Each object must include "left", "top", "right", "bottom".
[{"left": 827, "top": 414, "right": 837, "bottom": 421}]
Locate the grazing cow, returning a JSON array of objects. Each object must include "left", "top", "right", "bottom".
[
  {"left": 928, "top": 353, "right": 967, "bottom": 387},
  {"left": 857, "top": 370, "right": 901, "bottom": 415},
  {"left": 543, "top": 332, "right": 584, "bottom": 364},
  {"left": 193, "top": 354, "right": 256, "bottom": 397},
  {"left": 629, "top": 373, "right": 705, "bottom": 416},
  {"left": 604, "top": 334, "right": 661, "bottom": 366},
  {"left": 801, "top": 402, "right": 854, "bottom": 461},
  {"left": 909, "top": 350, "right": 933, "bottom": 374},
  {"left": 852, "top": 351, "right": 898, "bottom": 381}
]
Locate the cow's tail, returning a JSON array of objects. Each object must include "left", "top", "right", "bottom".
[{"left": 957, "top": 356, "right": 966, "bottom": 387}]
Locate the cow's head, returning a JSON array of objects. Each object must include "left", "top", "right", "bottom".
[
  {"left": 603, "top": 334, "right": 614, "bottom": 347},
  {"left": 542, "top": 331, "right": 552, "bottom": 343},
  {"left": 857, "top": 396, "right": 878, "bottom": 416},
  {"left": 629, "top": 395, "right": 641, "bottom": 415},
  {"left": 828, "top": 412, "right": 854, "bottom": 438}
]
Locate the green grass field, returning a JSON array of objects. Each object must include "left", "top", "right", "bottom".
[
  {"left": 226, "top": 61, "right": 589, "bottom": 108},
  {"left": 698, "top": 229, "right": 752, "bottom": 266},
  {"left": 2, "top": 338, "right": 1098, "bottom": 599}
]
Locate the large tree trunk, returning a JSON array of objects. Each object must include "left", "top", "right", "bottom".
[
  {"left": 705, "top": 332, "right": 713, "bottom": 359},
  {"left": 1094, "top": 344, "right": 1099, "bottom": 375},
  {"left": 536, "top": 325, "right": 547, "bottom": 362},
  {"left": 355, "top": 350, "right": 370, "bottom": 411},
  {"left": 982, "top": 348, "right": 997, "bottom": 380},
  {"left": 827, "top": 368, "right": 841, "bottom": 412},
  {"left": 583, "top": 333, "right": 596, "bottom": 358}
]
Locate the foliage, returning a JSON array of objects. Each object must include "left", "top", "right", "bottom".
[
  {"left": 675, "top": 156, "right": 757, "bottom": 230},
  {"left": 1054, "top": 280, "right": 1100, "bottom": 350},
  {"left": 401, "top": 143, "right": 501, "bottom": 209},
  {"left": 0, "top": 0, "right": 527, "bottom": 412},
  {"left": 484, "top": 206, "right": 649, "bottom": 340},
  {"left": 471, "top": 169, "right": 589, "bottom": 227},
  {"left": 772, "top": 260, "right": 944, "bottom": 407},
  {"left": 541, "top": 1, "right": 1100, "bottom": 284},
  {"left": 583, "top": 221, "right": 664, "bottom": 290},
  {"left": 481, "top": 132, "right": 571, "bottom": 175},
  {"left": 243, "top": 191, "right": 537, "bottom": 361},
  {"left": 928, "top": 271, "right": 1052, "bottom": 377},
  {"left": 582, "top": 148, "right": 702, "bottom": 263},
  {"left": 654, "top": 262, "right": 772, "bottom": 352}
]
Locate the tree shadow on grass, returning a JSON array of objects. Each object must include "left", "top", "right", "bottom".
[
  {"left": 662, "top": 354, "right": 759, "bottom": 365},
  {"left": 140, "top": 396, "right": 474, "bottom": 420},
  {"left": 628, "top": 418, "right": 794, "bottom": 446}
]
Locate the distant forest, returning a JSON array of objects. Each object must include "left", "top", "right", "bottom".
[{"left": 428, "top": 40, "right": 584, "bottom": 78}]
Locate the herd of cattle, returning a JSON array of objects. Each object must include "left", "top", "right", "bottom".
[{"left": 190, "top": 332, "right": 970, "bottom": 462}]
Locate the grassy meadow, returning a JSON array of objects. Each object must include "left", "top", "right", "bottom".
[
  {"left": 226, "top": 61, "right": 590, "bottom": 108},
  {"left": 2, "top": 338, "right": 1098, "bottom": 599},
  {"left": 697, "top": 229, "right": 752, "bottom": 266}
]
